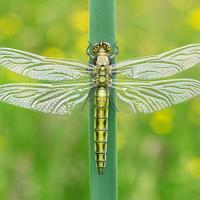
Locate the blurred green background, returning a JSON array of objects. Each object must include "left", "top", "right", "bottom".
[{"left": 0, "top": 0, "right": 200, "bottom": 199}]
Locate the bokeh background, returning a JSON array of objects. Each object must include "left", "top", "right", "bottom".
[{"left": 0, "top": 0, "right": 200, "bottom": 199}]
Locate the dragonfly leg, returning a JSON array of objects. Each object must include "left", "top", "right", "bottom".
[
  {"left": 81, "top": 87, "right": 95, "bottom": 112},
  {"left": 88, "top": 63, "right": 95, "bottom": 68},
  {"left": 86, "top": 42, "right": 95, "bottom": 59},
  {"left": 109, "top": 96, "right": 119, "bottom": 112},
  {"left": 110, "top": 42, "right": 119, "bottom": 59}
]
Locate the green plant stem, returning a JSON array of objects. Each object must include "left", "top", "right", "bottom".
[{"left": 89, "top": 0, "right": 117, "bottom": 200}]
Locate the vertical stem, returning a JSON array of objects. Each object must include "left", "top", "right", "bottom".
[{"left": 89, "top": 0, "right": 117, "bottom": 200}]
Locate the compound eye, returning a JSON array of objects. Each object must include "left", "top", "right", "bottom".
[
  {"left": 93, "top": 44, "right": 101, "bottom": 53},
  {"left": 107, "top": 47, "right": 111, "bottom": 52},
  {"left": 93, "top": 47, "right": 98, "bottom": 53}
]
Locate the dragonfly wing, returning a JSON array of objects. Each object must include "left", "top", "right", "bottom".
[
  {"left": 112, "top": 79, "right": 200, "bottom": 113},
  {"left": 0, "top": 83, "right": 92, "bottom": 114},
  {"left": 113, "top": 43, "right": 200, "bottom": 80},
  {"left": 0, "top": 48, "right": 91, "bottom": 82}
]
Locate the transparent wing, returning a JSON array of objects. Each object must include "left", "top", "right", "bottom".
[
  {"left": 113, "top": 44, "right": 200, "bottom": 80},
  {"left": 0, "top": 82, "right": 92, "bottom": 114},
  {"left": 0, "top": 48, "right": 91, "bottom": 82},
  {"left": 112, "top": 79, "right": 200, "bottom": 113}
]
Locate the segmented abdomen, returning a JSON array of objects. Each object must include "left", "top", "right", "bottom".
[{"left": 94, "top": 87, "right": 109, "bottom": 174}]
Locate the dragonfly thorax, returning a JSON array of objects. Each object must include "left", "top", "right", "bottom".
[
  {"left": 95, "top": 51, "right": 110, "bottom": 66},
  {"left": 93, "top": 65, "right": 111, "bottom": 87},
  {"left": 92, "top": 43, "right": 112, "bottom": 87}
]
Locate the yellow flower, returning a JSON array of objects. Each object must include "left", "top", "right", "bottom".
[
  {"left": 0, "top": 13, "right": 22, "bottom": 39},
  {"left": 185, "top": 157, "right": 200, "bottom": 179},
  {"left": 71, "top": 10, "right": 88, "bottom": 32},
  {"left": 42, "top": 47, "right": 65, "bottom": 58},
  {"left": 150, "top": 109, "right": 174, "bottom": 135},
  {"left": 188, "top": 8, "right": 200, "bottom": 31}
]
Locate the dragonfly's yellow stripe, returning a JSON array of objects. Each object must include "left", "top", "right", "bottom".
[{"left": 94, "top": 87, "right": 109, "bottom": 174}]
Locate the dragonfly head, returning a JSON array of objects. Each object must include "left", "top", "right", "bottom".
[{"left": 93, "top": 42, "right": 112, "bottom": 54}]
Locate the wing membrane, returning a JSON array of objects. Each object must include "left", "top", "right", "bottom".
[
  {"left": 112, "top": 79, "right": 200, "bottom": 113},
  {"left": 114, "top": 44, "right": 200, "bottom": 80},
  {"left": 0, "top": 83, "right": 92, "bottom": 114},
  {"left": 0, "top": 48, "right": 91, "bottom": 82}
]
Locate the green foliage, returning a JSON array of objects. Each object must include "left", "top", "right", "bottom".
[{"left": 0, "top": 0, "right": 199, "bottom": 199}]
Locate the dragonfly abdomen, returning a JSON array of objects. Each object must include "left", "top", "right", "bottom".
[{"left": 94, "top": 87, "right": 109, "bottom": 174}]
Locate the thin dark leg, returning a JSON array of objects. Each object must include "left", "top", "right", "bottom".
[
  {"left": 86, "top": 42, "right": 95, "bottom": 59},
  {"left": 110, "top": 43, "right": 119, "bottom": 59},
  {"left": 81, "top": 87, "right": 95, "bottom": 112},
  {"left": 109, "top": 96, "right": 119, "bottom": 112}
]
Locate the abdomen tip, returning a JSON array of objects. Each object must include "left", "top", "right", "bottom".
[{"left": 98, "top": 168, "right": 104, "bottom": 174}]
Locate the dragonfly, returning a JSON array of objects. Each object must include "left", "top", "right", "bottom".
[{"left": 0, "top": 42, "right": 200, "bottom": 174}]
